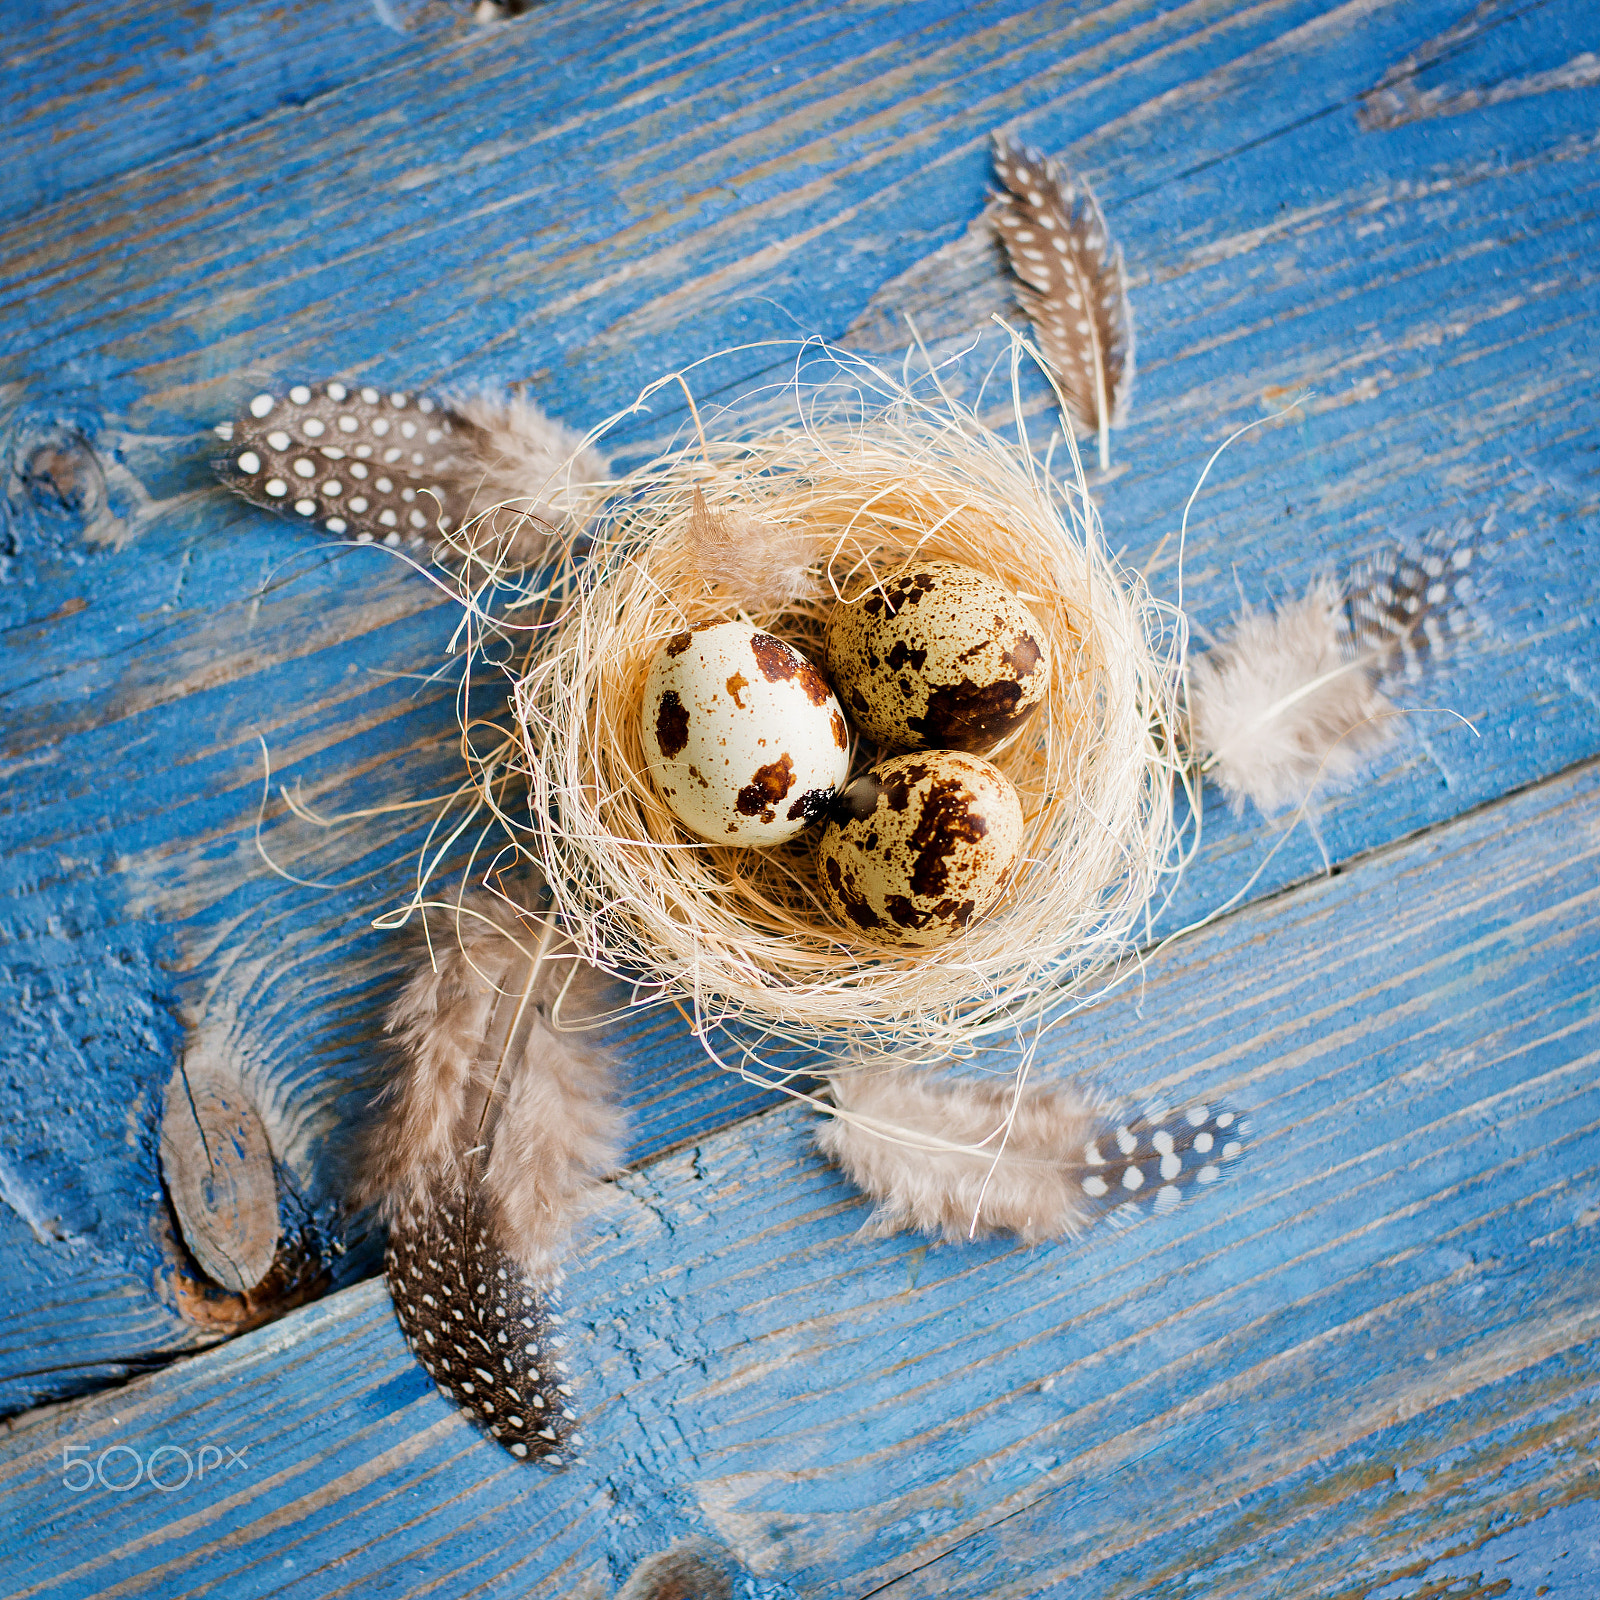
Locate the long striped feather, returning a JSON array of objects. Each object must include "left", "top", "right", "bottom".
[{"left": 990, "top": 134, "right": 1134, "bottom": 471}]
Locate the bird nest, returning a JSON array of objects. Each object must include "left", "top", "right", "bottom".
[{"left": 444, "top": 348, "right": 1192, "bottom": 1080}]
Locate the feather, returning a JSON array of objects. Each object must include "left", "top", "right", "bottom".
[
  {"left": 385, "top": 1179, "right": 581, "bottom": 1464},
  {"left": 213, "top": 381, "right": 608, "bottom": 567},
  {"left": 1346, "top": 519, "right": 1478, "bottom": 681},
  {"left": 989, "top": 133, "right": 1135, "bottom": 471},
  {"left": 818, "top": 1068, "right": 1246, "bottom": 1242},
  {"left": 1185, "top": 578, "right": 1392, "bottom": 818},
  {"left": 448, "top": 389, "right": 611, "bottom": 563},
  {"left": 1187, "top": 525, "right": 1478, "bottom": 816},
  {"left": 617, "top": 1541, "right": 739, "bottom": 1600},
  {"left": 358, "top": 880, "right": 621, "bottom": 1463},
  {"left": 684, "top": 486, "right": 822, "bottom": 612}
]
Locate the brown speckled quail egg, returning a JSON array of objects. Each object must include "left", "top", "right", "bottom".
[
  {"left": 640, "top": 621, "right": 851, "bottom": 846},
  {"left": 816, "top": 749, "right": 1025, "bottom": 947},
  {"left": 825, "top": 560, "right": 1051, "bottom": 753}
]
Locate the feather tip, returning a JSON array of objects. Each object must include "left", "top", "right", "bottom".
[{"left": 989, "top": 133, "right": 1134, "bottom": 469}]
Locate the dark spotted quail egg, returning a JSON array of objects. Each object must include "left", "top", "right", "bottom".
[
  {"left": 816, "top": 750, "right": 1024, "bottom": 948},
  {"left": 640, "top": 621, "right": 851, "bottom": 846},
  {"left": 825, "top": 561, "right": 1051, "bottom": 753}
]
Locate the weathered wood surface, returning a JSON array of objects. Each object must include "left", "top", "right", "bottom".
[
  {"left": 0, "top": 0, "right": 1596, "bottom": 1464},
  {"left": 2, "top": 758, "right": 1596, "bottom": 1599},
  {"left": 157, "top": 1042, "right": 281, "bottom": 1294},
  {"left": 0, "top": 0, "right": 478, "bottom": 226}
]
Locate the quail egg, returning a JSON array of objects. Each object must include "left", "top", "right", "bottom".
[
  {"left": 816, "top": 749, "right": 1024, "bottom": 947},
  {"left": 640, "top": 621, "right": 851, "bottom": 846},
  {"left": 825, "top": 560, "right": 1051, "bottom": 753}
]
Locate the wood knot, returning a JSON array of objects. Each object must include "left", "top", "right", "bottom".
[
  {"left": 9, "top": 420, "right": 105, "bottom": 529},
  {"left": 617, "top": 1540, "right": 740, "bottom": 1600},
  {"left": 158, "top": 1054, "right": 281, "bottom": 1296}
]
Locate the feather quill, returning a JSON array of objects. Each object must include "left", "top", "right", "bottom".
[
  {"left": 1186, "top": 525, "right": 1478, "bottom": 816},
  {"left": 989, "top": 133, "right": 1134, "bottom": 471},
  {"left": 358, "top": 880, "right": 621, "bottom": 1463},
  {"left": 684, "top": 487, "right": 823, "bottom": 613},
  {"left": 818, "top": 1068, "right": 1245, "bottom": 1242}
]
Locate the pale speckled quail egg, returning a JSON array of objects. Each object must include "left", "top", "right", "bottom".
[
  {"left": 816, "top": 749, "right": 1025, "bottom": 948},
  {"left": 825, "top": 560, "right": 1051, "bottom": 753},
  {"left": 640, "top": 621, "right": 851, "bottom": 846}
]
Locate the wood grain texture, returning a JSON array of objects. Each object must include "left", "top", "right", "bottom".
[
  {"left": 0, "top": 758, "right": 1596, "bottom": 1599},
  {"left": 0, "top": 0, "right": 558, "bottom": 227},
  {"left": 1, "top": 0, "right": 1598, "bottom": 1413},
  {"left": 158, "top": 1044, "right": 280, "bottom": 1294}
]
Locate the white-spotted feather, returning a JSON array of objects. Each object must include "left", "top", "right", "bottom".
[
  {"left": 990, "top": 133, "right": 1134, "bottom": 471},
  {"left": 214, "top": 383, "right": 607, "bottom": 566},
  {"left": 1187, "top": 525, "right": 1478, "bottom": 816},
  {"left": 819, "top": 1068, "right": 1246, "bottom": 1241},
  {"left": 357, "top": 879, "right": 620, "bottom": 1465},
  {"left": 1346, "top": 520, "right": 1478, "bottom": 682}
]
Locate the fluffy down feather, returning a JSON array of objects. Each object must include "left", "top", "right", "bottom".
[
  {"left": 818, "top": 1068, "right": 1245, "bottom": 1242},
  {"left": 358, "top": 884, "right": 621, "bottom": 1276},
  {"left": 1186, "top": 579, "right": 1392, "bottom": 817},
  {"left": 684, "top": 487, "right": 823, "bottom": 613},
  {"left": 1186, "top": 528, "right": 1477, "bottom": 816},
  {"left": 448, "top": 390, "right": 611, "bottom": 566}
]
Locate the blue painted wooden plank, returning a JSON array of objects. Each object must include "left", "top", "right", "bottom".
[
  {"left": 2, "top": 0, "right": 1599, "bottom": 1414},
  {"left": 883, "top": 1349, "right": 1600, "bottom": 1596},
  {"left": 0, "top": 0, "right": 888, "bottom": 227},
  {"left": 0, "top": 0, "right": 466, "bottom": 225},
  {"left": 0, "top": 757, "right": 1595, "bottom": 1598},
  {"left": 0, "top": 1207, "right": 189, "bottom": 1397}
]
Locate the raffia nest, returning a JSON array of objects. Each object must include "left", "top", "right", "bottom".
[{"left": 487, "top": 347, "right": 1190, "bottom": 1078}]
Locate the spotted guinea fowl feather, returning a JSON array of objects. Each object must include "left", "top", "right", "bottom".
[
  {"left": 358, "top": 882, "right": 621, "bottom": 1464},
  {"left": 1346, "top": 519, "right": 1478, "bottom": 681},
  {"left": 213, "top": 382, "right": 607, "bottom": 567},
  {"left": 990, "top": 134, "right": 1134, "bottom": 471},
  {"left": 818, "top": 1068, "right": 1246, "bottom": 1242},
  {"left": 1187, "top": 524, "right": 1478, "bottom": 816},
  {"left": 385, "top": 1181, "right": 582, "bottom": 1464}
]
